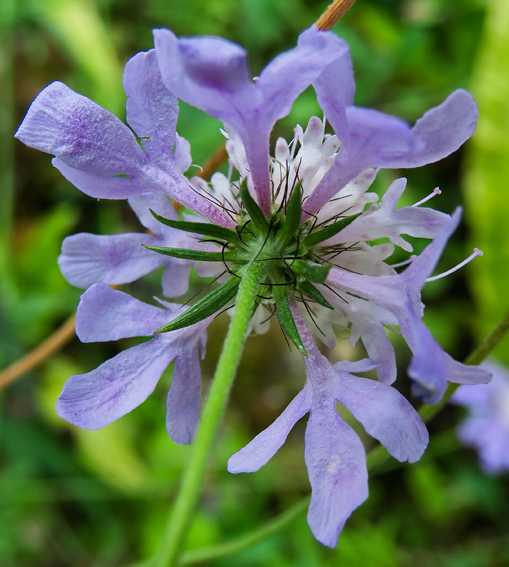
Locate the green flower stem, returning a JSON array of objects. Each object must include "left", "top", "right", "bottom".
[
  {"left": 155, "top": 261, "right": 266, "bottom": 567},
  {"left": 179, "top": 498, "right": 310, "bottom": 565}
]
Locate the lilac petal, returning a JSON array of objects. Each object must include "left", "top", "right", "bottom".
[
  {"left": 15, "top": 82, "right": 144, "bottom": 175},
  {"left": 337, "top": 374, "right": 429, "bottom": 462},
  {"left": 174, "top": 134, "right": 192, "bottom": 173},
  {"left": 153, "top": 28, "right": 266, "bottom": 213},
  {"left": 51, "top": 157, "right": 157, "bottom": 199},
  {"left": 336, "top": 294, "right": 398, "bottom": 385},
  {"left": 257, "top": 27, "right": 349, "bottom": 127},
  {"left": 227, "top": 389, "right": 310, "bottom": 474},
  {"left": 442, "top": 354, "right": 492, "bottom": 386},
  {"left": 305, "top": 410, "right": 368, "bottom": 547},
  {"left": 16, "top": 82, "right": 233, "bottom": 225},
  {"left": 128, "top": 191, "right": 178, "bottom": 236},
  {"left": 457, "top": 417, "right": 509, "bottom": 474},
  {"left": 303, "top": 110, "right": 412, "bottom": 216},
  {"left": 330, "top": 178, "right": 450, "bottom": 250},
  {"left": 76, "top": 283, "right": 171, "bottom": 342},
  {"left": 57, "top": 336, "right": 173, "bottom": 429},
  {"left": 395, "top": 89, "right": 478, "bottom": 168},
  {"left": 166, "top": 346, "right": 202, "bottom": 445},
  {"left": 162, "top": 261, "right": 191, "bottom": 298},
  {"left": 123, "top": 49, "right": 178, "bottom": 172},
  {"left": 312, "top": 40, "right": 355, "bottom": 136},
  {"left": 333, "top": 359, "right": 377, "bottom": 373},
  {"left": 355, "top": 319, "right": 397, "bottom": 385},
  {"left": 305, "top": 91, "right": 478, "bottom": 216},
  {"left": 58, "top": 232, "right": 166, "bottom": 288},
  {"left": 153, "top": 28, "right": 258, "bottom": 122},
  {"left": 397, "top": 207, "right": 462, "bottom": 295},
  {"left": 398, "top": 299, "right": 491, "bottom": 402}
]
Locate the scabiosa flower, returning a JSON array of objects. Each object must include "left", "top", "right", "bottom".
[
  {"left": 452, "top": 360, "right": 509, "bottom": 474},
  {"left": 15, "top": 23, "right": 494, "bottom": 548}
]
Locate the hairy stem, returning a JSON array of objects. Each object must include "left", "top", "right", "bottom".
[{"left": 155, "top": 261, "right": 266, "bottom": 567}]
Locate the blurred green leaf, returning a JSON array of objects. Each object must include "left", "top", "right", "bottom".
[
  {"left": 27, "top": 0, "right": 124, "bottom": 113},
  {"left": 463, "top": 0, "right": 509, "bottom": 362}
]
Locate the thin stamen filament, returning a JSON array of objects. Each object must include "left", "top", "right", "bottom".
[{"left": 426, "top": 248, "right": 483, "bottom": 282}]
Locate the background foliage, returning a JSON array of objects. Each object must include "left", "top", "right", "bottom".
[{"left": 1, "top": 0, "right": 508, "bottom": 565}]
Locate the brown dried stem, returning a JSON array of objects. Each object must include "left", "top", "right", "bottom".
[
  {"left": 316, "top": 0, "right": 358, "bottom": 30},
  {"left": 0, "top": 314, "right": 76, "bottom": 389},
  {"left": 197, "top": 144, "right": 228, "bottom": 181}
]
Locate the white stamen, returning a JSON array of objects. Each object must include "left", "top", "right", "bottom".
[
  {"left": 426, "top": 248, "right": 483, "bottom": 282},
  {"left": 412, "top": 187, "right": 441, "bottom": 207},
  {"left": 391, "top": 255, "right": 416, "bottom": 268}
]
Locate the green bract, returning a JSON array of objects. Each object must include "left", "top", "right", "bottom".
[{"left": 149, "top": 180, "right": 357, "bottom": 355}]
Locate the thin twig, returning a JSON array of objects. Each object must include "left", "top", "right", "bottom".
[
  {"left": 316, "top": 0, "right": 358, "bottom": 30},
  {"left": 197, "top": 144, "right": 228, "bottom": 181},
  {"left": 0, "top": 314, "right": 76, "bottom": 389}
]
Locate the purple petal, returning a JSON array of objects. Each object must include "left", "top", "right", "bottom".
[
  {"left": 128, "top": 191, "right": 179, "bottom": 236},
  {"left": 123, "top": 50, "right": 179, "bottom": 172},
  {"left": 58, "top": 232, "right": 166, "bottom": 288},
  {"left": 335, "top": 294, "right": 398, "bottom": 385},
  {"left": 396, "top": 89, "right": 478, "bottom": 168},
  {"left": 174, "top": 134, "right": 192, "bottom": 173},
  {"left": 305, "top": 409, "right": 368, "bottom": 547},
  {"left": 57, "top": 336, "right": 173, "bottom": 429},
  {"left": 15, "top": 81, "right": 144, "bottom": 175},
  {"left": 161, "top": 261, "right": 191, "bottom": 298},
  {"left": 333, "top": 359, "right": 377, "bottom": 373},
  {"left": 166, "top": 345, "right": 202, "bottom": 445},
  {"left": 51, "top": 157, "right": 157, "bottom": 199},
  {"left": 76, "top": 283, "right": 171, "bottom": 342},
  {"left": 153, "top": 28, "right": 258, "bottom": 122},
  {"left": 312, "top": 39, "right": 355, "bottom": 136},
  {"left": 330, "top": 178, "right": 450, "bottom": 249},
  {"left": 305, "top": 91, "right": 478, "bottom": 216},
  {"left": 228, "top": 389, "right": 310, "bottom": 474},
  {"left": 457, "top": 417, "right": 509, "bottom": 474},
  {"left": 337, "top": 374, "right": 429, "bottom": 462},
  {"left": 257, "top": 27, "right": 349, "bottom": 127},
  {"left": 442, "top": 354, "right": 492, "bottom": 386}
]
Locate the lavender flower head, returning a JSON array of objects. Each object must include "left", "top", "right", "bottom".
[
  {"left": 452, "top": 360, "right": 509, "bottom": 474},
  {"left": 15, "top": 24, "right": 493, "bottom": 546}
]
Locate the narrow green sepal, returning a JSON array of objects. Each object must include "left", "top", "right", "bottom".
[
  {"left": 292, "top": 259, "right": 330, "bottom": 284},
  {"left": 142, "top": 244, "right": 234, "bottom": 263},
  {"left": 303, "top": 213, "right": 361, "bottom": 247},
  {"left": 273, "top": 281, "right": 308, "bottom": 356},
  {"left": 299, "top": 281, "right": 334, "bottom": 310},
  {"left": 275, "top": 181, "right": 302, "bottom": 249},
  {"left": 150, "top": 210, "right": 238, "bottom": 244},
  {"left": 156, "top": 276, "right": 240, "bottom": 333},
  {"left": 239, "top": 179, "right": 269, "bottom": 232}
]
